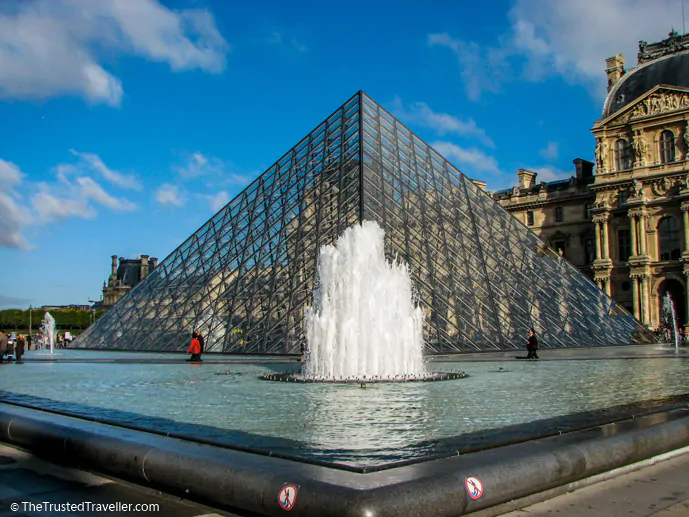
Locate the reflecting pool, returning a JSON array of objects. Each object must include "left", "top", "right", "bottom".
[{"left": 1, "top": 346, "right": 688, "bottom": 469}]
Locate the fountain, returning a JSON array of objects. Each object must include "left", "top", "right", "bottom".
[
  {"left": 660, "top": 292, "right": 680, "bottom": 351},
  {"left": 40, "top": 312, "right": 56, "bottom": 354},
  {"left": 262, "top": 221, "right": 467, "bottom": 383}
]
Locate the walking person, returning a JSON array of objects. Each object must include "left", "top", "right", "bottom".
[
  {"left": 15, "top": 334, "right": 25, "bottom": 363},
  {"left": 186, "top": 332, "right": 202, "bottom": 362},
  {"left": 526, "top": 328, "right": 539, "bottom": 360},
  {"left": 194, "top": 330, "right": 205, "bottom": 357},
  {"left": 0, "top": 331, "right": 7, "bottom": 363}
]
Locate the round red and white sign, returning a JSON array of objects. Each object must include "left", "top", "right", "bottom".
[
  {"left": 278, "top": 485, "right": 297, "bottom": 510},
  {"left": 465, "top": 476, "right": 484, "bottom": 500}
]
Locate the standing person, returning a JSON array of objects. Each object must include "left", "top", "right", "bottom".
[
  {"left": 526, "top": 328, "right": 539, "bottom": 360},
  {"left": 27, "top": 334, "right": 32, "bottom": 350},
  {"left": 186, "top": 333, "right": 202, "bottom": 362},
  {"left": 0, "top": 331, "right": 7, "bottom": 363},
  {"left": 15, "top": 334, "right": 25, "bottom": 363},
  {"left": 194, "top": 330, "right": 205, "bottom": 357}
]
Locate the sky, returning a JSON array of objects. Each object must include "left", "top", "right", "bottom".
[{"left": 0, "top": 0, "right": 685, "bottom": 309}]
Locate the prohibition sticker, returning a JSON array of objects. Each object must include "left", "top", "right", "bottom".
[
  {"left": 278, "top": 485, "right": 297, "bottom": 510},
  {"left": 465, "top": 476, "right": 484, "bottom": 500}
]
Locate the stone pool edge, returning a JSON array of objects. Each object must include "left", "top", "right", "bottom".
[{"left": 0, "top": 403, "right": 688, "bottom": 517}]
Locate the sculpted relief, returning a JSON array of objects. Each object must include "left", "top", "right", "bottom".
[{"left": 614, "top": 91, "right": 689, "bottom": 124}]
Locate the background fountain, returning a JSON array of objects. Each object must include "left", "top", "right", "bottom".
[
  {"left": 40, "top": 312, "right": 56, "bottom": 354},
  {"left": 660, "top": 292, "right": 680, "bottom": 351},
  {"left": 264, "top": 221, "right": 467, "bottom": 383}
]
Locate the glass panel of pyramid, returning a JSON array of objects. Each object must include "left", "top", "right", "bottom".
[{"left": 75, "top": 92, "right": 655, "bottom": 353}]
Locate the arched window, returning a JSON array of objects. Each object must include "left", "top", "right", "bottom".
[
  {"left": 614, "top": 139, "right": 631, "bottom": 171},
  {"left": 555, "top": 206, "right": 564, "bottom": 223},
  {"left": 658, "top": 216, "right": 682, "bottom": 260},
  {"left": 659, "top": 130, "right": 675, "bottom": 164}
]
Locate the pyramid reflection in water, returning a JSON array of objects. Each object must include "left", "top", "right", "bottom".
[{"left": 75, "top": 92, "right": 655, "bottom": 354}]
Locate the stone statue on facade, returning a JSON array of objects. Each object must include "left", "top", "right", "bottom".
[
  {"left": 632, "top": 179, "right": 643, "bottom": 198},
  {"left": 633, "top": 131, "right": 646, "bottom": 166},
  {"left": 595, "top": 139, "right": 603, "bottom": 172},
  {"left": 684, "top": 124, "right": 689, "bottom": 160}
]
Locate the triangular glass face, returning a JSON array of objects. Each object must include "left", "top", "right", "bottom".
[{"left": 76, "top": 92, "right": 655, "bottom": 353}]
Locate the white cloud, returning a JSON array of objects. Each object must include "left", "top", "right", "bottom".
[
  {"left": 429, "top": 0, "right": 680, "bottom": 101},
  {"left": 538, "top": 141, "right": 559, "bottom": 160},
  {"left": 267, "top": 31, "right": 308, "bottom": 52},
  {"left": 32, "top": 175, "right": 136, "bottom": 223},
  {"left": 392, "top": 98, "right": 494, "bottom": 147},
  {"left": 203, "top": 191, "right": 230, "bottom": 212},
  {"left": 431, "top": 141, "right": 501, "bottom": 175},
  {"left": 0, "top": 159, "right": 32, "bottom": 249},
  {"left": 529, "top": 165, "right": 571, "bottom": 183},
  {"left": 65, "top": 150, "right": 142, "bottom": 190},
  {"left": 291, "top": 40, "right": 308, "bottom": 52},
  {"left": 174, "top": 151, "right": 254, "bottom": 185},
  {"left": 0, "top": 0, "right": 229, "bottom": 106},
  {"left": 154, "top": 183, "right": 185, "bottom": 207},
  {"left": 0, "top": 153, "right": 138, "bottom": 249}
]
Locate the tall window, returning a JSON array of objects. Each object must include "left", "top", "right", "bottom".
[
  {"left": 614, "top": 138, "right": 631, "bottom": 171},
  {"left": 554, "top": 240, "right": 566, "bottom": 257},
  {"left": 618, "top": 229, "right": 631, "bottom": 262},
  {"left": 584, "top": 237, "right": 596, "bottom": 265},
  {"left": 584, "top": 203, "right": 593, "bottom": 220},
  {"left": 658, "top": 216, "right": 682, "bottom": 260},
  {"left": 555, "top": 206, "right": 564, "bottom": 223},
  {"left": 659, "top": 130, "right": 675, "bottom": 164},
  {"left": 527, "top": 211, "right": 534, "bottom": 226}
]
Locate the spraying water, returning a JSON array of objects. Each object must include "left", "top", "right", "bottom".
[
  {"left": 302, "top": 221, "right": 426, "bottom": 381},
  {"left": 41, "top": 312, "right": 56, "bottom": 354},
  {"left": 660, "top": 292, "right": 680, "bottom": 351}
]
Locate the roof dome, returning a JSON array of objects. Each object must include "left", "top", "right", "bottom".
[{"left": 603, "top": 50, "right": 689, "bottom": 118}]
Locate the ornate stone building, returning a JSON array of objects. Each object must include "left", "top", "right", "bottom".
[
  {"left": 496, "top": 30, "right": 689, "bottom": 330},
  {"left": 100, "top": 255, "right": 159, "bottom": 309}
]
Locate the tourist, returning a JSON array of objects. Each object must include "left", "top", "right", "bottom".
[
  {"left": 194, "top": 330, "right": 205, "bottom": 356},
  {"left": 15, "top": 334, "right": 25, "bottom": 363},
  {"left": 6, "top": 334, "right": 14, "bottom": 361},
  {"left": 526, "top": 328, "right": 539, "bottom": 360},
  {"left": 27, "top": 334, "right": 32, "bottom": 350},
  {"left": 0, "top": 331, "right": 6, "bottom": 363},
  {"left": 186, "top": 333, "right": 202, "bottom": 362}
]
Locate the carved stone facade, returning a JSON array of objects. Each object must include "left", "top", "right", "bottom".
[{"left": 496, "top": 32, "right": 689, "bottom": 331}]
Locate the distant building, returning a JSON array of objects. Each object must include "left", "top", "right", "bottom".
[
  {"left": 100, "top": 255, "right": 158, "bottom": 309},
  {"left": 41, "top": 304, "right": 93, "bottom": 311},
  {"left": 495, "top": 30, "right": 689, "bottom": 330}
]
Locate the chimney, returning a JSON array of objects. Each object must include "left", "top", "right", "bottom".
[
  {"left": 111, "top": 255, "right": 118, "bottom": 276},
  {"left": 151, "top": 257, "right": 159, "bottom": 269},
  {"left": 517, "top": 169, "right": 537, "bottom": 190},
  {"left": 605, "top": 54, "right": 625, "bottom": 92},
  {"left": 140, "top": 255, "right": 149, "bottom": 279},
  {"left": 573, "top": 158, "right": 594, "bottom": 182}
]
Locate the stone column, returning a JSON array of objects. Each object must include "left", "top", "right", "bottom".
[
  {"left": 629, "top": 215, "right": 638, "bottom": 256},
  {"left": 684, "top": 269, "right": 689, "bottom": 330},
  {"left": 640, "top": 275, "right": 650, "bottom": 324},
  {"left": 638, "top": 214, "right": 648, "bottom": 255},
  {"left": 682, "top": 203, "right": 689, "bottom": 252},
  {"left": 604, "top": 277, "right": 612, "bottom": 296},
  {"left": 601, "top": 215, "right": 611, "bottom": 259},
  {"left": 594, "top": 220, "right": 602, "bottom": 260},
  {"left": 632, "top": 276, "right": 640, "bottom": 320}
]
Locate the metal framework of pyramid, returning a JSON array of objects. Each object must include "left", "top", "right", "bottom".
[{"left": 76, "top": 92, "right": 655, "bottom": 354}]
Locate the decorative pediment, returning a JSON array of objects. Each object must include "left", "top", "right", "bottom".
[{"left": 598, "top": 86, "right": 689, "bottom": 127}]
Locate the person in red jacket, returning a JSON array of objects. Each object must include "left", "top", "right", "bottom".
[{"left": 186, "top": 334, "right": 202, "bottom": 362}]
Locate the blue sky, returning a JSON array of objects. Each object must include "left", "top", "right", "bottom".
[{"left": 0, "top": 0, "right": 684, "bottom": 308}]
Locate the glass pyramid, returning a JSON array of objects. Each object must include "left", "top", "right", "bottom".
[{"left": 75, "top": 92, "right": 655, "bottom": 354}]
